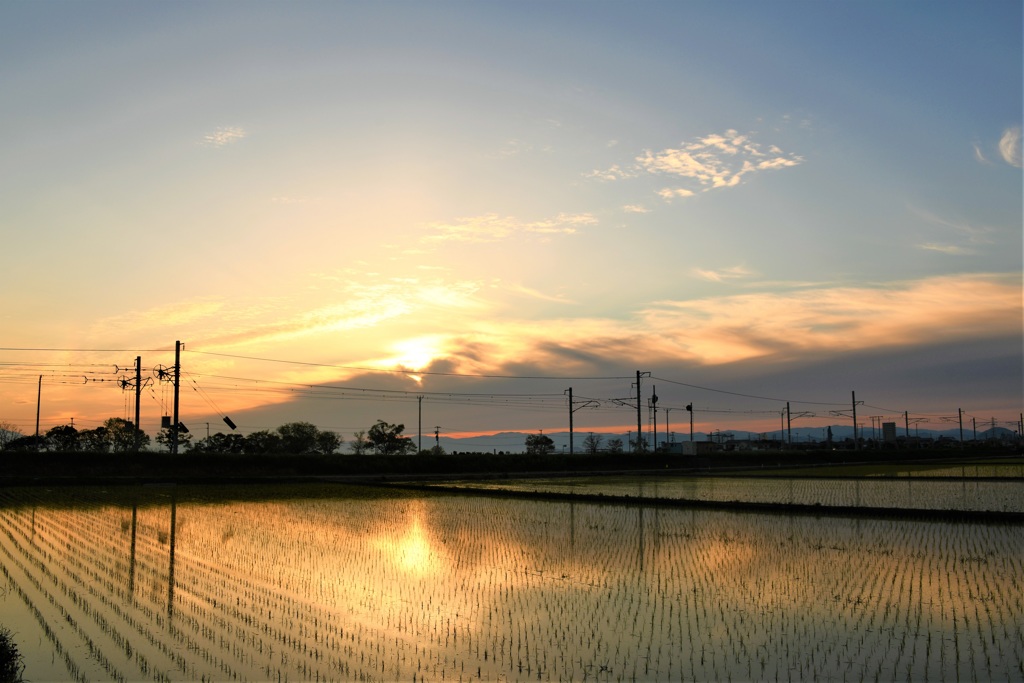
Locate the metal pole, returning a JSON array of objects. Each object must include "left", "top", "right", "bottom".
[
  {"left": 417, "top": 395, "right": 423, "bottom": 453},
  {"left": 958, "top": 408, "right": 964, "bottom": 449}
]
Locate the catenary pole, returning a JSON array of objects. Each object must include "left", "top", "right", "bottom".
[
  {"left": 134, "top": 356, "right": 142, "bottom": 452},
  {"left": 635, "top": 370, "right": 642, "bottom": 453},
  {"left": 172, "top": 341, "right": 181, "bottom": 455},
  {"left": 568, "top": 387, "right": 574, "bottom": 456}
]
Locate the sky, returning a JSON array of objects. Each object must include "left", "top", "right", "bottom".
[{"left": 1, "top": 1, "right": 1021, "bottom": 447}]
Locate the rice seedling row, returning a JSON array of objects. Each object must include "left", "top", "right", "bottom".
[
  {"left": 446, "top": 475, "right": 1024, "bottom": 513},
  {"left": 1, "top": 486, "right": 1021, "bottom": 681}
]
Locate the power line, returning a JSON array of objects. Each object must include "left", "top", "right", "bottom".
[
  {"left": 0, "top": 347, "right": 171, "bottom": 353},
  {"left": 185, "top": 349, "right": 633, "bottom": 380},
  {"left": 651, "top": 375, "right": 848, "bottom": 407}
]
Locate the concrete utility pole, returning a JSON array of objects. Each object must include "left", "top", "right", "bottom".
[
  {"left": 636, "top": 371, "right": 642, "bottom": 453},
  {"left": 35, "top": 375, "right": 42, "bottom": 451},
  {"left": 632, "top": 371, "right": 650, "bottom": 453},
  {"left": 417, "top": 395, "right": 423, "bottom": 453},
  {"left": 786, "top": 402, "right": 792, "bottom": 448},
  {"left": 651, "top": 386, "right": 658, "bottom": 452},
  {"left": 172, "top": 340, "right": 181, "bottom": 455},
  {"left": 567, "top": 387, "right": 574, "bottom": 456},
  {"left": 134, "top": 356, "right": 142, "bottom": 452},
  {"left": 851, "top": 391, "right": 859, "bottom": 451}
]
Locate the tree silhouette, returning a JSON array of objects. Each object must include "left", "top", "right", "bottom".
[
  {"left": 582, "top": 432, "right": 603, "bottom": 455},
  {"left": 244, "top": 430, "right": 281, "bottom": 454},
  {"left": 525, "top": 431, "right": 555, "bottom": 455},
  {"left": 46, "top": 425, "right": 79, "bottom": 452},
  {"left": 367, "top": 420, "right": 415, "bottom": 456},
  {"left": 276, "top": 422, "right": 320, "bottom": 454}
]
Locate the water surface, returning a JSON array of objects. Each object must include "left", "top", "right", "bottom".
[{"left": 1, "top": 485, "right": 1020, "bottom": 681}]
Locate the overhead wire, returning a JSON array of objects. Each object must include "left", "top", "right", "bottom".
[{"left": 185, "top": 348, "right": 635, "bottom": 380}]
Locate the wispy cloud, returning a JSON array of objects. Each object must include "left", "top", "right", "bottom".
[
  {"left": 202, "top": 126, "right": 247, "bottom": 147},
  {"left": 588, "top": 128, "right": 802, "bottom": 199},
  {"left": 916, "top": 243, "right": 974, "bottom": 255},
  {"left": 584, "top": 164, "right": 636, "bottom": 181},
  {"left": 504, "top": 283, "right": 578, "bottom": 305},
  {"left": 693, "top": 265, "right": 754, "bottom": 282},
  {"left": 638, "top": 273, "right": 1020, "bottom": 365},
  {"left": 911, "top": 206, "right": 994, "bottom": 249},
  {"left": 639, "top": 129, "right": 802, "bottom": 194},
  {"left": 623, "top": 204, "right": 650, "bottom": 213},
  {"left": 999, "top": 126, "right": 1022, "bottom": 167},
  {"left": 411, "top": 273, "right": 1021, "bottom": 373},
  {"left": 656, "top": 188, "right": 696, "bottom": 201},
  {"left": 423, "top": 213, "right": 596, "bottom": 243}
]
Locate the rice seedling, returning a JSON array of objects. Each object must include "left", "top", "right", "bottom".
[{"left": 0, "top": 483, "right": 1020, "bottom": 681}]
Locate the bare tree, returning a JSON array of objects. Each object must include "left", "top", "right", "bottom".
[
  {"left": 582, "top": 432, "right": 603, "bottom": 455},
  {"left": 0, "top": 422, "right": 23, "bottom": 450}
]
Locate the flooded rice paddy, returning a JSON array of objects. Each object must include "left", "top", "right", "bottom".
[
  {"left": 0, "top": 482, "right": 1022, "bottom": 682},
  {"left": 441, "top": 473, "right": 1024, "bottom": 513}
]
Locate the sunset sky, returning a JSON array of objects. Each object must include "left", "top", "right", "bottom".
[{"left": 1, "top": 1, "right": 1021, "bottom": 446}]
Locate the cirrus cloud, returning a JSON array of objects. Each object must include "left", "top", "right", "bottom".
[
  {"left": 202, "top": 126, "right": 247, "bottom": 147},
  {"left": 999, "top": 126, "right": 1022, "bottom": 167},
  {"left": 423, "top": 212, "right": 596, "bottom": 243}
]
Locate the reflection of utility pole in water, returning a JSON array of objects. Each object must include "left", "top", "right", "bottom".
[
  {"left": 168, "top": 494, "right": 177, "bottom": 619},
  {"left": 129, "top": 503, "right": 138, "bottom": 596},
  {"left": 637, "top": 506, "right": 645, "bottom": 573},
  {"left": 569, "top": 502, "right": 575, "bottom": 550}
]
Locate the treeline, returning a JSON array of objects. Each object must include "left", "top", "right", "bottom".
[{"left": 0, "top": 418, "right": 427, "bottom": 456}]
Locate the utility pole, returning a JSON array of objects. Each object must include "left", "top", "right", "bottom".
[
  {"left": 651, "top": 386, "right": 658, "bottom": 453},
  {"left": 35, "top": 375, "right": 42, "bottom": 451},
  {"left": 434, "top": 426, "right": 440, "bottom": 451},
  {"left": 567, "top": 388, "right": 574, "bottom": 456},
  {"left": 417, "top": 395, "right": 423, "bottom": 454},
  {"left": 786, "top": 402, "right": 792, "bottom": 449},
  {"left": 958, "top": 408, "right": 964, "bottom": 449},
  {"left": 852, "top": 391, "right": 859, "bottom": 451},
  {"left": 633, "top": 371, "right": 650, "bottom": 453},
  {"left": 172, "top": 340, "right": 181, "bottom": 455},
  {"left": 687, "top": 403, "right": 693, "bottom": 442},
  {"left": 134, "top": 356, "right": 142, "bottom": 452},
  {"left": 636, "top": 371, "right": 642, "bottom": 453}
]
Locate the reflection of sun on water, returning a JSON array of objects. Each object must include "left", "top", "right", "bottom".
[{"left": 375, "top": 506, "right": 442, "bottom": 577}]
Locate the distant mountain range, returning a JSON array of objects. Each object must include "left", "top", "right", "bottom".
[{"left": 433, "top": 426, "right": 1020, "bottom": 454}]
